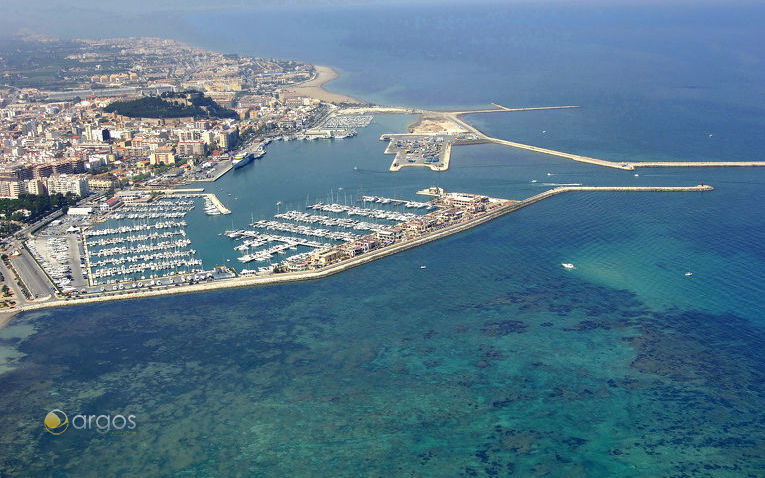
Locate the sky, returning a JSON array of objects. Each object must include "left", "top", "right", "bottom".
[{"left": 0, "top": 0, "right": 759, "bottom": 40}]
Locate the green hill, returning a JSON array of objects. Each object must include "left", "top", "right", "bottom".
[{"left": 104, "top": 91, "right": 237, "bottom": 119}]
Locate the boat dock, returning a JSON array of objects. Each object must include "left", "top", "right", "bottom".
[
  {"left": 164, "top": 191, "right": 231, "bottom": 215},
  {"left": 194, "top": 159, "right": 234, "bottom": 182},
  {"left": 359, "top": 196, "right": 432, "bottom": 209}
]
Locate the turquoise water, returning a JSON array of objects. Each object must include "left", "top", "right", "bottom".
[{"left": 1, "top": 3, "right": 764, "bottom": 476}]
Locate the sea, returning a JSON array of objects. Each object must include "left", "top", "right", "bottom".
[{"left": 1, "top": 3, "right": 764, "bottom": 476}]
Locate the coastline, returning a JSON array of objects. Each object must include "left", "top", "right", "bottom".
[
  {"left": 284, "top": 65, "right": 365, "bottom": 105},
  {"left": 0, "top": 185, "right": 713, "bottom": 326}
]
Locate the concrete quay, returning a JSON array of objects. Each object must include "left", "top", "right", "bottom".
[
  {"left": 449, "top": 104, "right": 581, "bottom": 115},
  {"left": 195, "top": 160, "right": 233, "bottom": 182},
  {"left": 628, "top": 161, "right": 765, "bottom": 168},
  {"left": 516, "top": 185, "right": 713, "bottom": 208},
  {"left": 487, "top": 138, "right": 635, "bottom": 169},
  {"left": 389, "top": 141, "right": 452, "bottom": 172},
  {"left": 164, "top": 191, "right": 231, "bottom": 214}
]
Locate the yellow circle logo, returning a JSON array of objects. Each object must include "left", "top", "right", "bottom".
[{"left": 44, "top": 409, "right": 69, "bottom": 435}]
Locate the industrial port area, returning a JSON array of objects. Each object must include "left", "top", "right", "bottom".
[{"left": 382, "top": 132, "right": 483, "bottom": 171}]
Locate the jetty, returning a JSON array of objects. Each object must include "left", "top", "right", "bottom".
[
  {"left": 486, "top": 138, "right": 765, "bottom": 171},
  {"left": 364, "top": 102, "right": 765, "bottom": 172},
  {"left": 627, "top": 161, "right": 765, "bottom": 168},
  {"left": 195, "top": 160, "right": 233, "bottom": 182},
  {"left": 164, "top": 191, "right": 231, "bottom": 214},
  {"left": 514, "top": 185, "right": 713, "bottom": 208}
]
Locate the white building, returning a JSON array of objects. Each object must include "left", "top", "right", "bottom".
[
  {"left": 68, "top": 206, "right": 94, "bottom": 215},
  {"left": 46, "top": 174, "right": 90, "bottom": 197}
]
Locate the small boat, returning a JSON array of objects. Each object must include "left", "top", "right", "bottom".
[
  {"left": 542, "top": 130, "right": 547, "bottom": 134},
  {"left": 530, "top": 179, "right": 537, "bottom": 183},
  {"left": 546, "top": 172, "right": 552, "bottom": 176},
  {"left": 353, "top": 166, "right": 359, "bottom": 171},
  {"left": 420, "top": 265, "right": 427, "bottom": 270},
  {"left": 562, "top": 263, "right": 575, "bottom": 270},
  {"left": 634, "top": 173, "right": 639, "bottom": 177},
  {"left": 685, "top": 271, "right": 693, "bottom": 277}
]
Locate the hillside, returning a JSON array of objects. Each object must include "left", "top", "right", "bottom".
[{"left": 103, "top": 91, "right": 237, "bottom": 119}]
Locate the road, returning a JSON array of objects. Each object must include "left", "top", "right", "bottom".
[
  {"left": 67, "top": 235, "right": 88, "bottom": 289},
  {"left": 0, "top": 259, "right": 26, "bottom": 306},
  {"left": 10, "top": 248, "right": 54, "bottom": 301}
]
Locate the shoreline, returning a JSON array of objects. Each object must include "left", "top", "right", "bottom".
[
  {"left": 284, "top": 65, "right": 366, "bottom": 105},
  {"left": 0, "top": 184, "right": 713, "bottom": 326}
]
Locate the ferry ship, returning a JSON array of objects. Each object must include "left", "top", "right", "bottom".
[
  {"left": 232, "top": 145, "right": 266, "bottom": 169},
  {"left": 232, "top": 151, "right": 255, "bottom": 169}
]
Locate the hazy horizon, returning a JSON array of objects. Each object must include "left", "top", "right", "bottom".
[{"left": 2, "top": 0, "right": 762, "bottom": 41}]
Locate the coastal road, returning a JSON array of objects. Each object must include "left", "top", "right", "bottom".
[
  {"left": 10, "top": 248, "right": 54, "bottom": 301},
  {"left": 0, "top": 259, "right": 26, "bottom": 306}
]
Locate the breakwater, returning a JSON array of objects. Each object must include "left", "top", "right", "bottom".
[{"left": 487, "top": 138, "right": 765, "bottom": 171}]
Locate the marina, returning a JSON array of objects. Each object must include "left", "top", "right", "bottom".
[
  {"left": 321, "top": 114, "right": 374, "bottom": 129},
  {"left": 250, "top": 220, "right": 362, "bottom": 242},
  {"left": 359, "top": 195, "right": 433, "bottom": 209},
  {"left": 82, "top": 196, "right": 206, "bottom": 285},
  {"left": 220, "top": 195, "right": 432, "bottom": 270},
  {"left": 163, "top": 191, "right": 232, "bottom": 215},
  {"left": 308, "top": 202, "right": 418, "bottom": 222},
  {"left": 275, "top": 211, "right": 388, "bottom": 232},
  {"left": 3, "top": 183, "right": 717, "bottom": 323},
  {"left": 27, "top": 182, "right": 716, "bottom": 294}
]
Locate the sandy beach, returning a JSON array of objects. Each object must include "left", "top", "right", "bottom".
[{"left": 284, "top": 65, "right": 365, "bottom": 105}]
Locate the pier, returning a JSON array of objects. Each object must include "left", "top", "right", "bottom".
[
  {"left": 388, "top": 141, "right": 453, "bottom": 172},
  {"left": 488, "top": 138, "right": 635, "bottom": 169},
  {"left": 194, "top": 160, "right": 233, "bottom": 182},
  {"left": 165, "top": 191, "right": 231, "bottom": 215},
  {"left": 627, "top": 161, "right": 765, "bottom": 168},
  {"left": 365, "top": 102, "right": 765, "bottom": 172},
  {"left": 486, "top": 138, "right": 765, "bottom": 171},
  {"left": 513, "top": 185, "right": 714, "bottom": 209},
  {"left": 466, "top": 121, "right": 765, "bottom": 171}
]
